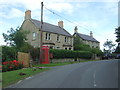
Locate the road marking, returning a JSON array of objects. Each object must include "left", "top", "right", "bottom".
[
  {"left": 25, "top": 76, "right": 33, "bottom": 80},
  {"left": 93, "top": 71, "right": 97, "bottom": 87},
  {"left": 17, "top": 80, "right": 22, "bottom": 84}
]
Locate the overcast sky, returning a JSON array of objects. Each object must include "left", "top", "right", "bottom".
[{"left": 0, "top": 0, "right": 119, "bottom": 50}]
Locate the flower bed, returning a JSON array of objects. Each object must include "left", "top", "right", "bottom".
[{"left": 2, "top": 60, "right": 23, "bottom": 72}]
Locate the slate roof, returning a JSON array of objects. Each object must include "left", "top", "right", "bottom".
[
  {"left": 76, "top": 33, "right": 99, "bottom": 42},
  {"left": 31, "top": 19, "right": 72, "bottom": 37}
]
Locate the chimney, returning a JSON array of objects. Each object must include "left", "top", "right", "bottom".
[
  {"left": 90, "top": 31, "right": 93, "bottom": 37},
  {"left": 58, "top": 21, "right": 63, "bottom": 28},
  {"left": 74, "top": 26, "right": 78, "bottom": 33},
  {"left": 25, "top": 10, "right": 31, "bottom": 20}
]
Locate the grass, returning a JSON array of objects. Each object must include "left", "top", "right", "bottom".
[
  {"left": 2, "top": 68, "right": 50, "bottom": 88},
  {"left": 33, "top": 59, "right": 99, "bottom": 67}
]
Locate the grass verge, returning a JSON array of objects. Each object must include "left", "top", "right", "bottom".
[
  {"left": 33, "top": 59, "right": 99, "bottom": 67},
  {"left": 2, "top": 68, "right": 50, "bottom": 88}
]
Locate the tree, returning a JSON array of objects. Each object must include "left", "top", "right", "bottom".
[
  {"left": 2, "top": 46, "right": 17, "bottom": 62},
  {"left": 73, "top": 35, "right": 82, "bottom": 50},
  {"left": 115, "top": 26, "right": 120, "bottom": 54},
  {"left": 103, "top": 39, "right": 116, "bottom": 53},
  {"left": 115, "top": 26, "right": 120, "bottom": 43},
  {"left": 73, "top": 35, "right": 81, "bottom": 45},
  {"left": 115, "top": 44, "right": 120, "bottom": 54},
  {"left": 2, "top": 27, "right": 29, "bottom": 50}
]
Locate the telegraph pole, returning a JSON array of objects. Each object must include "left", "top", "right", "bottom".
[{"left": 40, "top": 2, "right": 44, "bottom": 63}]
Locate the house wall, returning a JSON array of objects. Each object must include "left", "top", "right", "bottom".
[
  {"left": 21, "top": 20, "right": 40, "bottom": 48},
  {"left": 83, "top": 40, "right": 100, "bottom": 48},
  {"left": 74, "top": 33, "right": 100, "bottom": 49},
  {"left": 21, "top": 20, "right": 73, "bottom": 50},
  {"left": 42, "top": 32, "right": 73, "bottom": 50}
]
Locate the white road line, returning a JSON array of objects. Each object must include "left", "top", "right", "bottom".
[
  {"left": 25, "top": 76, "right": 33, "bottom": 80},
  {"left": 93, "top": 71, "right": 97, "bottom": 87},
  {"left": 17, "top": 80, "right": 22, "bottom": 84}
]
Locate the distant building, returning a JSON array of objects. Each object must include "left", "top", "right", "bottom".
[
  {"left": 20, "top": 10, "right": 73, "bottom": 50},
  {"left": 73, "top": 26, "right": 100, "bottom": 49}
]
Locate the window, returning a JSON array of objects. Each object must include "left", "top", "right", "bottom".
[
  {"left": 69, "top": 48, "right": 71, "bottom": 50},
  {"left": 65, "top": 48, "right": 67, "bottom": 50},
  {"left": 32, "top": 32, "right": 36, "bottom": 40},
  {"left": 92, "top": 46, "right": 94, "bottom": 48},
  {"left": 57, "top": 35, "right": 60, "bottom": 42},
  {"left": 57, "top": 47, "right": 60, "bottom": 49},
  {"left": 65, "top": 37, "right": 67, "bottom": 42},
  {"left": 96, "top": 46, "right": 98, "bottom": 48},
  {"left": 65, "top": 37, "right": 69, "bottom": 42},
  {"left": 45, "top": 33, "right": 51, "bottom": 40},
  {"left": 67, "top": 37, "right": 69, "bottom": 42},
  {"left": 50, "top": 46, "right": 53, "bottom": 49}
]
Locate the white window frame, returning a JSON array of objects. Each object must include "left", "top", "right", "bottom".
[
  {"left": 45, "top": 33, "right": 51, "bottom": 40},
  {"left": 32, "top": 32, "right": 36, "bottom": 40}
]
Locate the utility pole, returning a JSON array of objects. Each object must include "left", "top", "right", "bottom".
[{"left": 40, "top": 2, "right": 44, "bottom": 63}]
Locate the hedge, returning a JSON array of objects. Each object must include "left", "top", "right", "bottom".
[{"left": 50, "top": 49, "right": 92, "bottom": 59}]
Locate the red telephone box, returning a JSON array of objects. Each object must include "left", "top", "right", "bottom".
[{"left": 40, "top": 46, "right": 50, "bottom": 64}]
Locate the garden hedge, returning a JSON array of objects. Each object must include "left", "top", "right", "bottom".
[{"left": 50, "top": 49, "right": 92, "bottom": 59}]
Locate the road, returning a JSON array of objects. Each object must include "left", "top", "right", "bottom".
[{"left": 8, "top": 60, "right": 119, "bottom": 88}]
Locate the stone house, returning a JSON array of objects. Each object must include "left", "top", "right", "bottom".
[
  {"left": 73, "top": 26, "right": 100, "bottom": 49},
  {"left": 20, "top": 10, "right": 73, "bottom": 50}
]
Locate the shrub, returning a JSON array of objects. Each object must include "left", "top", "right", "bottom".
[
  {"left": 91, "top": 48, "right": 103, "bottom": 56},
  {"left": 2, "top": 46, "right": 17, "bottom": 62},
  {"left": 30, "top": 47, "right": 40, "bottom": 61},
  {"left": 2, "top": 60, "right": 23, "bottom": 72},
  {"left": 50, "top": 49, "right": 92, "bottom": 59},
  {"left": 75, "top": 51, "right": 92, "bottom": 59}
]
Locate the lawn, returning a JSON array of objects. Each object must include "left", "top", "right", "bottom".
[{"left": 2, "top": 68, "right": 50, "bottom": 88}]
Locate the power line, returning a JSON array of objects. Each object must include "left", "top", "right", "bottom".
[
  {"left": 44, "top": 7, "right": 90, "bottom": 32},
  {"left": 44, "top": 6, "right": 111, "bottom": 40}
]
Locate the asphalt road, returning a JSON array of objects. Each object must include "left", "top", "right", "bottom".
[{"left": 8, "top": 60, "right": 119, "bottom": 88}]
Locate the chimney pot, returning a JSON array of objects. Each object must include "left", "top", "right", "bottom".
[
  {"left": 90, "top": 31, "right": 93, "bottom": 37},
  {"left": 74, "top": 26, "right": 78, "bottom": 33},
  {"left": 58, "top": 21, "right": 63, "bottom": 28},
  {"left": 25, "top": 10, "right": 31, "bottom": 20}
]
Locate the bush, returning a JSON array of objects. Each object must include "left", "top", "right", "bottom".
[
  {"left": 75, "top": 51, "right": 92, "bottom": 59},
  {"left": 2, "top": 60, "right": 23, "bottom": 72},
  {"left": 2, "top": 46, "right": 17, "bottom": 62},
  {"left": 91, "top": 48, "right": 103, "bottom": 56},
  {"left": 30, "top": 47, "right": 40, "bottom": 61},
  {"left": 50, "top": 49, "right": 92, "bottom": 59}
]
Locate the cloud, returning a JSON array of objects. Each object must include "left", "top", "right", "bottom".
[
  {"left": 65, "top": 0, "right": 119, "bottom": 2},
  {"left": 0, "top": 8, "right": 24, "bottom": 19},
  {"left": 44, "top": 2, "right": 73, "bottom": 13}
]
